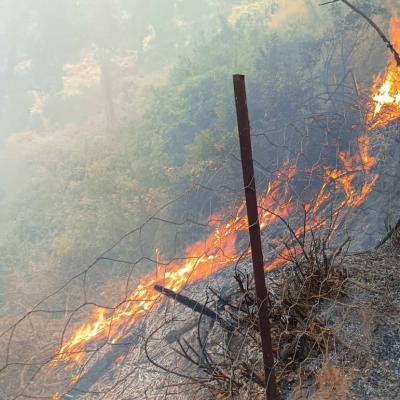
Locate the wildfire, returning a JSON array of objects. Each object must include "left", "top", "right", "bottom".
[
  {"left": 368, "top": 11, "right": 400, "bottom": 129},
  {"left": 52, "top": 131, "right": 377, "bottom": 384},
  {"left": 47, "top": 13, "right": 400, "bottom": 398},
  {"left": 50, "top": 162, "right": 376, "bottom": 399},
  {"left": 52, "top": 162, "right": 296, "bottom": 368}
]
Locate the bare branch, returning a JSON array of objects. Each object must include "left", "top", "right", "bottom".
[{"left": 322, "top": 0, "right": 400, "bottom": 66}]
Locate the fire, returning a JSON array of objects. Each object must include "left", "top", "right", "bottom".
[
  {"left": 52, "top": 162, "right": 296, "bottom": 370},
  {"left": 368, "top": 11, "right": 400, "bottom": 129},
  {"left": 49, "top": 166, "right": 375, "bottom": 399},
  {"left": 51, "top": 131, "right": 377, "bottom": 386},
  {"left": 47, "top": 13, "right": 400, "bottom": 397}
]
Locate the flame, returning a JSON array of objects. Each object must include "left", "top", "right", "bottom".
[
  {"left": 52, "top": 128, "right": 377, "bottom": 397},
  {"left": 368, "top": 11, "right": 400, "bottom": 129},
  {"left": 52, "top": 162, "right": 296, "bottom": 371},
  {"left": 51, "top": 130, "right": 377, "bottom": 384},
  {"left": 49, "top": 162, "right": 376, "bottom": 400}
]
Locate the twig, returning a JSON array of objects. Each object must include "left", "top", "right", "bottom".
[
  {"left": 375, "top": 216, "right": 400, "bottom": 249},
  {"left": 347, "top": 279, "right": 385, "bottom": 294},
  {"left": 327, "top": 236, "right": 351, "bottom": 265},
  {"left": 321, "top": 0, "right": 400, "bottom": 66}
]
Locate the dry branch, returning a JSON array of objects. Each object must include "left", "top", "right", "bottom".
[
  {"left": 321, "top": 0, "right": 400, "bottom": 66},
  {"left": 375, "top": 217, "right": 400, "bottom": 249},
  {"left": 154, "top": 285, "right": 234, "bottom": 332}
]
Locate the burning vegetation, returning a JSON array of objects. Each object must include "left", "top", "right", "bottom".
[
  {"left": 1, "top": 2, "right": 400, "bottom": 400},
  {"left": 368, "top": 12, "right": 400, "bottom": 130}
]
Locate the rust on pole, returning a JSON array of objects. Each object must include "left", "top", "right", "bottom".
[{"left": 233, "top": 74, "right": 279, "bottom": 400}]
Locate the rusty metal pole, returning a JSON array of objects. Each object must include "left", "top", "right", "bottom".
[{"left": 233, "top": 74, "right": 279, "bottom": 400}]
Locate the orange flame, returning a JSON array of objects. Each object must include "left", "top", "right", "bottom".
[
  {"left": 368, "top": 11, "right": 400, "bottom": 129},
  {"left": 51, "top": 134, "right": 377, "bottom": 382},
  {"left": 52, "top": 162, "right": 296, "bottom": 371}
]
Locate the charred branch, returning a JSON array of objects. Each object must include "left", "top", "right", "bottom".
[{"left": 154, "top": 285, "right": 235, "bottom": 332}]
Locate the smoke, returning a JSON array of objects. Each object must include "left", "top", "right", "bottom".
[
  {"left": 385, "top": 0, "right": 400, "bottom": 10},
  {"left": 267, "top": 0, "right": 318, "bottom": 30},
  {"left": 228, "top": 0, "right": 319, "bottom": 29}
]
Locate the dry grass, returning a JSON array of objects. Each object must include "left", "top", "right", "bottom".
[
  {"left": 142, "top": 224, "right": 351, "bottom": 399},
  {"left": 313, "top": 361, "right": 350, "bottom": 400}
]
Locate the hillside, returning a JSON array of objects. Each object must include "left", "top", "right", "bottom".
[{"left": 0, "top": 1, "right": 400, "bottom": 399}]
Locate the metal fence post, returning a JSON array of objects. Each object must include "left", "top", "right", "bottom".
[{"left": 233, "top": 74, "right": 279, "bottom": 400}]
